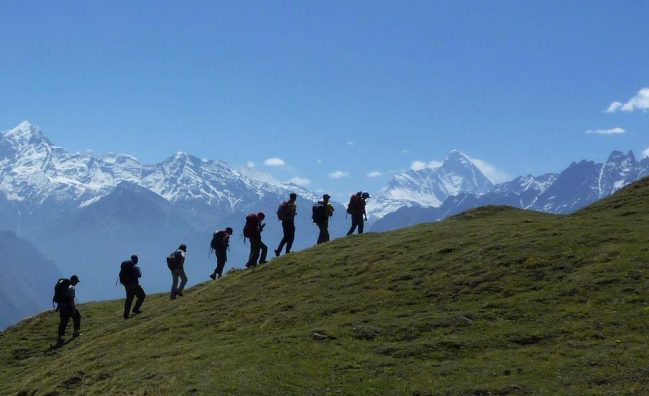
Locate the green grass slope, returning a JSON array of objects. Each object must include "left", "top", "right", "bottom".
[{"left": 3, "top": 179, "right": 649, "bottom": 395}]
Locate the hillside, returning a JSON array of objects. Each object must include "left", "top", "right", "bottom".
[{"left": 2, "top": 178, "right": 649, "bottom": 394}]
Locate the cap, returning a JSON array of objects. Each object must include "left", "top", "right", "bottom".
[
  {"left": 131, "top": 255, "right": 139, "bottom": 263},
  {"left": 323, "top": 193, "right": 331, "bottom": 200},
  {"left": 362, "top": 192, "right": 370, "bottom": 199},
  {"left": 257, "top": 212, "right": 266, "bottom": 219},
  {"left": 179, "top": 244, "right": 187, "bottom": 252},
  {"left": 225, "top": 227, "right": 233, "bottom": 234},
  {"left": 70, "top": 275, "right": 80, "bottom": 283},
  {"left": 289, "top": 192, "right": 297, "bottom": 200}
]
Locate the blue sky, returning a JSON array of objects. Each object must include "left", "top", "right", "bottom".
[{"left": 1, "top": 1, "right": 648, "bottom": 199}]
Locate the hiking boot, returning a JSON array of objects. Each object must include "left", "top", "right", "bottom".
[
  {"left": 72, "top": 332, "right": 81, "bottom": 338},
  {"left": 177, "top": 291, "right": 184, "bottom": 297},
  {"left": 56, "top": 338, "right": 65, "bottom": 346},
  {"left": 259, "top": 260, "right": 268, "bottom": 265},
  {"left": 124, "top": 315, "right": 129, "bottom": 320},
  {"left": 132, "top": 309, "right": 143, "bottom": 315},
  {"left": 274, "top": 249, "right": 280, "bottom": 257},
  {"left": 209, "top": 273, "right": 216, "bottom": 280}
]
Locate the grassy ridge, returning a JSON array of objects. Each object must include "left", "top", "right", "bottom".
[{"left": 2, "top": 179, "right": 649, "bottom": 394}]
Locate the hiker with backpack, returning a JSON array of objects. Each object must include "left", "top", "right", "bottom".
[
  {"left": 274, "top": 192, "right": 298, "bottom": 257},
  {"left": 53, "top": 275, "right": 81, "bottom": 346},
  {"left": 313, "top": 193, "right": 334, "bottom": 244},
  {"left": 120, "top": 255, "right": 145, "bottom": 319},
  {"left": 244, "top": 212, "right": 268, "bottom": 268},
  {"left": 168, "top": 244, "right": 188, "bottom": 300},
  {"left": 346, "top": 192, "right": 370, "bottom": 235},
  {"left": 210, "top": 227, "right": 233, "bottom": 280}
]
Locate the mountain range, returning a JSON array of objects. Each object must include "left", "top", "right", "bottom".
[{"left": 372, "top": 149, "right": 648, "bottom": 231}]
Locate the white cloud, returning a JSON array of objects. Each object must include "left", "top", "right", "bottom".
[
  {"left": 367, "top": 171, "right": 382, "bottom": 177},
  {"left": 605, "top": 101, "right": 623, "bottom": 113},
  {"left": 402, "top": 149, "right": 409, "bottom": 154},
  {"left": 410, "top": 160, "right": 442, "bottom": 171},
  {"left": 246, "top": 161, "right": 255, "bottom": 168},
  {"left": 466, "top": 156, "right": 510, "bottom": 183},
  {"left": 316, "top": 159, "right": 323, "bottom": 164},
  {"left": 263, "top": 157, "right": 285, "bottom": 167},
  {"left": 347, "top": 141, "right": 355, "bottom": 146},
  {"left": 585, "top": 127, "right": 626, "bottom": 135},
  {"left": 643, "top": 147, "right": 649, "bottom": 159},
  {"left": 410, "top": 160, "right": 427, "bottom": 171},
  {"left": 605, "top": 87, "right": 649, "bottom": 113},
  {"left": 287, "top": 176, "right": 311, "bottom": 186},
  {"left": 328, "top": 170, "right": 350, "bottom": 179}
]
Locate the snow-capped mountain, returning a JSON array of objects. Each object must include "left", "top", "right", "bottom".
[
  {"left": 0, "top": 121, "right": 315, "bottom": 212},
  {"left": 372, "top": 150, "right": 649, "bottom": 231},
  {"left": 367, "top": 150, "right": 494, "bottom": 219}
]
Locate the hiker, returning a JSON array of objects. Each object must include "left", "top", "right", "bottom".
[
  {"left": 210, "top": 227, "right": 233, "bottom": 280},
  {"left": 120, "top": 255, "right": 145, "bottom": 319},
  {"left": 313, "top": 193, "right": 334, "bottom": 244},
  {"left": 53, "top": 275, "right": 81, "bottom": 346},
  {"left": 275, "top": 192, "right": 298, "bottom": 257},
  {"left": 346, "top": 192, "right": 370, "bottom": 235},
  {"left": 169, "top": 244, "right": 188, "bottom": 300},
  {"left": 244, "top": 212, "right": 268, "bottom": 268}
]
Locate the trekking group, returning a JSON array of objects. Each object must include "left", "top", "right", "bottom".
[{"left": 52, "top": 191, "right": 370, "bottom": 345}]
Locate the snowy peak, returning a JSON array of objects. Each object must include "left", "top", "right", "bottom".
[
  {"left": 2, "top": 121, "right": 51, "bottom": 146},
  {"left": 442, "top": 149, "right": 472, "bottom": 168},
  {"left": 368, "top": 150, "right": 493, "bottom": 219},
  {"left": 0, "top": 122, "right": 311, "bottom": 210},
  {"left": 0, "top": 121, "right": 59, "bottom": 160},
  {"left": 597, "top": 150, "right": 639, "bottom": 197},
  {"left": 0, "top": 121, "right": 55, "bottom": 160}
]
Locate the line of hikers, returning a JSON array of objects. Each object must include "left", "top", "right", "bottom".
[{"left": 52, "top": 191, "right": 370, "bottom": 345}]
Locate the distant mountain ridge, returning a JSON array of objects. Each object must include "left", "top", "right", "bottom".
[
  {"left": 367, "top": 150, "right": 493, "bottom": 219},
  {"left": 0, "top": 121, "right": 316, "bottom": 211},
  {"left": 0, "top": 230, "right": 60, "bottom": 330},
  {"left": 372, "top": 150, "right": 649, "bottom": 231}
]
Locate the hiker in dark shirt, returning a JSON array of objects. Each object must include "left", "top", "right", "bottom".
[
  {"left": 245, "top": 212, "right": 268, "bottom": 268},
  {"left": 275, "top": 192, "right": 298, "bottom": 257},
  {"left": 314, "top": 193, "right": 334, "bottom": 244},
  {"left": 121, "top": 255, "right": 145, "bottom": 319},
  {"left": 347, "top": 192, "right": 370, "bottom": 235},
  {"left": 170, "top": 244, "right": 188, "bottom": 300},
  {"left": 55, "top": 275, "right": 81, "bottom": 346},
  {"left": 210, "top": 227, "right": 233, "bottom": 280}
]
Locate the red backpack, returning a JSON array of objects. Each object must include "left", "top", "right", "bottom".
[{"left": 243, "top": 214, "right": 259, "bottom": 238}]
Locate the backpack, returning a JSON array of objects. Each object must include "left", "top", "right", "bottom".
[
  {"left": 312, "top": 201, "right": 327, "bottom": 224},
  {"left": 211, "top": 231, "right": 226, "bottom": 250},
  {"left": 276, "top": 201, "right": 290, "bottom": 221},
  {"left": 243, "top": 213, "right": 259, "bottom": 239},
  {"left": 166, "top": 252, "right": 178, "bottom": 271},
  {"left": 53, "top": 278, "right": 70, "bottom": 305},
  {"left": 119, "top": 260, "right": 135, "bottom": 285},
  {"left": 347, "top": 195, "right": 362, "bottom": 214}
]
